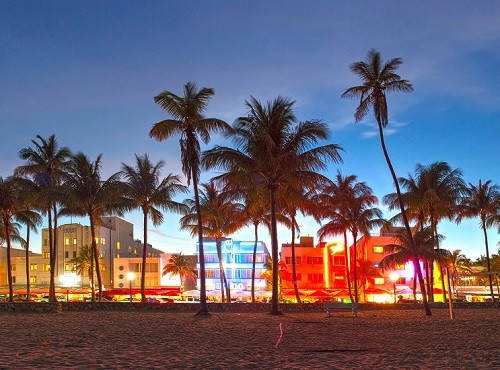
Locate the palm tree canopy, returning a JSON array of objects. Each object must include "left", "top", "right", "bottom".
[
  {"left": 341, "top": 49, "right": 413, "bottom": 127},
  {"left": 120, "top": 154, "right": 188, "bottom": 226},
  {"left": 180, "top": 181, "right": 246, "bottom": 239},
  {"left": 149, "top": 82, "right": 231, "bottom": 186},
  {"left": 458, "top": 179, "right": 500, "bottom": 226},
  {"left": 384, "top": 162, "right": 466, "bottom": 228},
  {"left": 59, "top": 152, "right": 125, "bottom": 221},
  {"left": 202, "top": 96, "right": 343, "bottom": 192},
  {"left": 16, "top": 134, "right": 72, "bottom": 185},
  {"left": 379, "top": 227, "right": 443, "bottom": 270},
  {"left": 162, "top": 252, "right": 196, "bottom": 280}
]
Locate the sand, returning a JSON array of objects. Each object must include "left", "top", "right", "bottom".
[{"left": 0, "top": 307, "right": 498, "bottom": 369}]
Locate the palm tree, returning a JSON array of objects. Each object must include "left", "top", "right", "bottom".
[
  {"left": 457, "top": 179, "right": 500, "bottom": 302},
  {"left": 120, "top": 154, "right": 188, "bottom": 302},
  {"left": 380, "top": 227, "right": 440, "bottom": 301},
  {"left": 16, "top": 134, "right": 72, "bottom": 302},
  {"left": 162, "top": 253, "right": 197, "bottom": 292},
  {"left": 202, "top": 96, "right": 343, "bottom": 315},
  {"left": 16, "top": 190, "right": 42, "bottom": 300},
  {"left": 68, "top": 245, "right": 93, "bottom": 288},
  {"left": 356, "top": 259, "right": 381, "bottom": 302},
  {"left": 384, "top": 162, "right": 466, "bottom": 301},
  {"left": 444, "top": 249, "right": 472, "bottom": 295},
  {"left": 59, "top": 152, "right": 125, "bottom": 301},
  {"left": 149, "top": 82, "right": 230, "bottom": 316},
  {"left": 180, "top": 181, "right": 245, "bottom": 303},
  {"left": 240, "top": 186, "right": 270, "bottom": 302},
  {"left": 342, "top": 49, "right": 431, "bottom": 316},
  {"left": 316, "top": 172, "right": 385, "bottom": 303},
  {"left": 0, "top": 176, "right": 38, "bottom": 301}
]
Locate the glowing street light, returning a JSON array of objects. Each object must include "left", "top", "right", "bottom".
[
  {"left": 389, "top": 272, "right": 399, "bottom": 304},
  {"left": 127, "top": 272, "right": 135, "bottom": 303}
]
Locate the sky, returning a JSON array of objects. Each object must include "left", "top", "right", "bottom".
[{"left": 1, "top": 1, "right": 500, "bottom": 260}]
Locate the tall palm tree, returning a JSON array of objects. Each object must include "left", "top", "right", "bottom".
[
  {"left": 457, "top": 179, "right": 500, "bottom": 302},
  {"left": 162, "top": 253, "right": 197, "bottom": 292},
  {"left": 149, "top": 82, "right": 230, "bottom": 315},
  {"left": 16, "top": 134, "right": 72, "bottom": 302},
  {"left": 342, "top": 49, "right": 431, "bottom": 316},
  {"left": 59, "top": 152, "right": 125, "bottom": 301},
  {"left": 384, "top": 162, "right": 466, "bottom": 301},
  {"left": 120, "top": 154, "right": 188, "bottom": 302},
  {"left": 316, "top": 172, "right": 385, "bottom": 303},
  {"left": 180, "top": 181, "right": 245, "bottom": 303},
  {"left": 0, "top": 176, "right": 38, "bottom": 301},
  {"left": 202, "top": 96, "right": 343, "bottom": 315}
]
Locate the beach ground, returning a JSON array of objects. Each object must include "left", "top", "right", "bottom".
[{"left": 1, "top": 308, "right": 498, "bottom": 369}]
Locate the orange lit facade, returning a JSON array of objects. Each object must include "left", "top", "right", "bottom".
[{"left": 280, "top": 229, "right": 443, "bottom": 303}]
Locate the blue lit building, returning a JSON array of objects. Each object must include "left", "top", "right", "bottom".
[{"left": 196, "top": 238, "right": 270, "bottom": 291}]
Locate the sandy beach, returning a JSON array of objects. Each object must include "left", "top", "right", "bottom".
[{"left": 1, "top": 307, "right": 498, "bottom": 369}]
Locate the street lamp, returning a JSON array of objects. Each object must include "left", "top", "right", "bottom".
[
  {"left": 389, "top": 272, "right": 399, "bottom": 304},
  {"left": 127, "top": 272, "right": 135, "bottom": 302}
]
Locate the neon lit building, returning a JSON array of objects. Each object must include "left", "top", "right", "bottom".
[{"left": 196, "top": 238, "right": 270, "bottom": 291}]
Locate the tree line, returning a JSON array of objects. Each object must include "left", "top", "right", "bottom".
[{"left": 1, "top": 50, "right": 499, "bottom": 317}]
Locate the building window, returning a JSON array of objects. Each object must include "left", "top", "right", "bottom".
[
  {"left": 100, "top": 251, "right": 106, "bottom": 258},
  {"left": 30, "top": 264, "right": 37, "bottom": 271},
  {"left": 206, "top": 269, "right": 216, "bottom": 278},
  {"left": 72, "top": 264, "right": 76, "bottom": 272},
  {"left": 134, "top": 248, "right": 138, "bottom": 255},
  {"left": 29, "top": 276, "right": 37, "bottom": 284},
  {"left": 65, "top": 251, "right": 69, "bottom": 258},
  {"left": 396, "top": 277, "right": 406, "bottom": 285},
  {"left": 285, "top": 257, "right": 302, "bottom": 264},
  {"left": 73, "top": 238, "right": 77, "bottom": 245},
  {"left": 11, "top": 276, "right": 16, "bottom": 284},
  {"left": 307, "top": 273, "right": 323, "bottom": 283},
  {"left": 374, "top": 277, "right": 385, "bottom": 285},
  {"left": 130, "top": 263, "right": 141, "bottom": 272},
  {"left": 43, "top": 239, "right": 48, "bottom": 246},
  {"left": 11, "top": 264, "right": 16, "bottom": 271},
  {"left": 101, "top": 238, "right": 105, "bottom": 245},
  {"left": 306, "top": 256, "right": 322, "bottom": 264},
  {"left": 65, "top": 237, "right": 70, "bottom": 246},
  {"left": 44, "top": 264, "right": 51, "bottom": 271},
  {"left": 333, "top": 256, "right": 345, "bottom": 265},
  {"left": 65, "top": 264, "right": 70, "bottom": 271},
  {"left": 44, "top": 252, "right": 50, "bottom": 259},
  {"left": 73, "top": 251, "right": 77, "bottom": 258},
  {"left": 116, "top": 242, "right": 121, "bottom": 250},
  {"left": 146, "top": 263, "right": 159, "bottom": 273},
  {"left": 373, "top": 246, "right": 384, "bottom": 254}
]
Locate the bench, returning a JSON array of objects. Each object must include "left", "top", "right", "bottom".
[{"left": 323, "top": 302, "right": 359, "bottom": 317}]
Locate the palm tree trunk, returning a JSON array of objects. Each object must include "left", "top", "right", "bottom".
[
  {"left": 90, "top": 217, "right": 103, "bottom": 301},
  {"left": 269, "top": 185, "right": 283, "bottom": 315},
  {"left": 481, "top": 218, "right": 495, "bottom": 302},
  {"left": 251, "top": 222, "right": 258, "bottom": 303},
  {"left": 193, "top": 173, "right": 209, "bottom": 315},
  {"left": 25, "top": 226, "right": 31, "bottom": 300},
  {"left": 376, "top": 120, "right": 431, "bottom": 316},
  {"left": 215, "top": 239, "right": 226, "bottom": 302},
  {"left": 432, "top": 222, "right": 447, "bottom": 302},
  {"left": 290, "top": 214, "right": 301, "bottom": 304},
  {"left": 352, "top": 232, "right": 359, "bottom": 303},
  {"left": 4, "top": 217, "right": 14, "bottom": 302},
  {"left": 343, "top": 231, "right": 354, "bottom": 303},
  {"left": 48, "top": 208, "right": 56, "bottom": 302},
  {"left": 141, "top": 211, "right": 148, "bottom": 302}
]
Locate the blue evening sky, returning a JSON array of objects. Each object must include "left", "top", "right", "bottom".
[{"left": 1, "top": 1, "right": 499, "bottom": 259}]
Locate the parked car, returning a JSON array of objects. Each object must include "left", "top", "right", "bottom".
[{"left": 40, "top": 295, "right": 66, "bottom": 302}]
